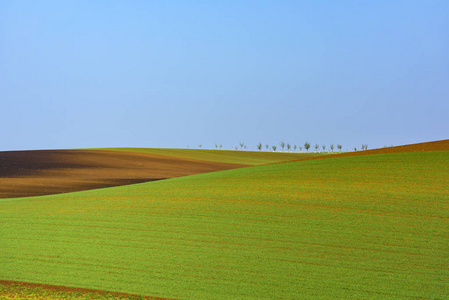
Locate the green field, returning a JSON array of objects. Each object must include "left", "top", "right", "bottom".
[
  {"left": 1, "top": 150, "right": 448, "bottom": 299},
  {"left": 93, "top": 147, "right": 325, "bottom": 165}
]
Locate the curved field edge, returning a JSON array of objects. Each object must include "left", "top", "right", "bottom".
[
  {"left": 0, "top": 280, "right": 171, "bottom": 300},
  {"left": 0, "top": 149, "right": 250, "bottom": 199},
  {"left": 1, "top": 151, "right": 448, "bottom": 299},
  {"left": 91, "top": 147, "right": 325, "bottom": 165},
  {"left": 290, "top": 138, "right": 449, "bottom": 164}
]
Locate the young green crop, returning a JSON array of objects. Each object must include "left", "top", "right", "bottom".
[{"left": 1, "top": 151, "right": 448, "bottom": 299}]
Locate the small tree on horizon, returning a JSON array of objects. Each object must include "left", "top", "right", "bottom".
[
  {"left": 198, "top": 144, "right": 202, "bottom": 149},
  {"left": 239, "top": 142, "right": 245, "bottom": 151},
  {"left": 330, "top": 144, "right": 334, "bottom": 153},
  {"left": 322, "top": 145, "right": 326, "bottom": 152},
  {"left": 265, "top": 144, "right": 269, "bottom": 151},
  {"left": 315, "top": 144, "right": 319, "bottom": 152},
  {"left": 286, "top": 143, "right": 291, "bottom": 152},
  {"left": 219, "top": 144, "right": 222, "bottom": 150},
  {"left": 337, "top": 144, "right": 342, "bottom": 152},
  {"left": 304, "top": 142, "right": 310, "bottom": 152},
  {"left": 280, "top": 141, "right": 286, "bottom": 152},
  {"left": 257, "top": 142, "right": 262, "bottom": 151},
  {"left": 299, "top": 146, "right": 303, "bottom": 152},
  {"left": 293, "top": 145, "right": 297, "bottom": 152},
  {"left": 272, "top": 145, "right": 277, "bottom": 152}
]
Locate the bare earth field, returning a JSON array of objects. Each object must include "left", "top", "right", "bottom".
[
  {"left": 0, "top": 150, "right": 248, "bottom": 198},
  {"left": 293, "top": 138, "right": 449, "bottom": 162},
  {"left": 347, "top": 138, "right": 449, "bottom": 154}
]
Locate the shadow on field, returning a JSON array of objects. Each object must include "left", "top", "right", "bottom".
[{"left": 0, "top": 149, "right": 248, "bottom": 198}]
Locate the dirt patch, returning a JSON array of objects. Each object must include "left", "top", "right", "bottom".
[
  {"left": 0, "top": 149, "right": 248, "bottom": 198},
  {"left": 291, "top": 139, "right": 449, "bottom": 163},
  {"left": 0, "top": 279, "right": 175, "bottom": 299}
]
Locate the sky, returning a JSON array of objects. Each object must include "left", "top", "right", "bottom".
[{"left": 1, "top": 0, "right": 448, "bottom": 151}]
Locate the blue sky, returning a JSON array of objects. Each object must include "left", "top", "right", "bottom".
[{"left": 1, "top": 1, "right": 448, "bottom": 151}]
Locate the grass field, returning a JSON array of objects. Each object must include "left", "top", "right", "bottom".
[
  {"left": 1, "top": 149, "right": 448, "bottom": 299},
  {"left": 95, "top": 147, "right": 325, "bottom": 165}
]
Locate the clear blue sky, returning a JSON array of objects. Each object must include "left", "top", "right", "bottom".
[{"left": 1, "top": 1, "right": 448, "bottom": 151}]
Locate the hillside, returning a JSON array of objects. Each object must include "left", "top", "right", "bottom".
[
  {"left": 0, "top": 149, "right": 248, "bottom": 198},
  {"left": 0, "top": 148, "right": 321, "bottom": 199},
  {"left": 1, "top": 145, "right": 447, "bottom": 299},
  {"left": 96, "top": 148, "right": 324, "bottom": 165},
  {"left": 292, "top": 138, "right": 449, "bottom": 163}
]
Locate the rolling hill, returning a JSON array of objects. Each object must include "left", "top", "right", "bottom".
[
  {"left": 97, "top": 147, "right": 325, "bottom": 165},
  {"left": 1, "top": 140, "right": 448, "bottom": 299},
  {"left": 0, "top": 149, "right": 318, "bottom": 199}
]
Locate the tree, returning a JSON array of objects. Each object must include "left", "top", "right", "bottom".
[
  {"left": 286, "top": 143, "right": 291, "bottom": 152},
  {"left": 322, "top": 145, "right": 326, "bottom": 152},
  {"left": 330, "top": 144, "right": 334, "bottom": 153},
  {"left": 361, "top": 144, "right": 368, "bottom": 151},
  {"left": 239, "top": 142, "right": 245, "bottom": 150},
  {"left": 256, "top": 142, "right": 262, "bottom": 151},
  {"left": 215, "top": 144, "right": 218, "bottom": 149},
  {"left": 304, "top": 142, "right": 310, "bottom": 152},
  {"left": 315, "top": 144, "right": 319, "bottom": 152},
  {"left": 280, "top": 141, "right": 286, "bottom": 152},
  {"left": 337, "top": 144, "right": 342, "bottom": 152},
  {"left": 293, "top": 145, "right": 297, "bottom": 152},
  {"left": 299, "top": 146, "right": 303, "bottom": 152},
  {"left": 198, "top": 144, "right": 202, "bottom": 149},
  {"left": 354, "top": 147, "right": 358, "bottom": 151},
  {"left": 272, "top": 145, "right": 277, "bottom": 152},
  {"left": 234, "top": 146, "right": 238, "bottom": 150},
  {"left": 265, "top": 144, "right": 269, "bottom": 151},
  {"left": 219, "top": 144, "right": 222, "bottom": 150}
]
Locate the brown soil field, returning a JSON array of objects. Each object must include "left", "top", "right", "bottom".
[
  {"left": 293, "top": 139, "right": 449, "bottom": 163},
  {"left": 0, "top": 149, "right": 248, "bottom": 199},
  {"left": 0, "top": 280, "right": 174, "bottom": 299},
  {"left": 351, "top": 138, "right": 449, "bottom": 154}
]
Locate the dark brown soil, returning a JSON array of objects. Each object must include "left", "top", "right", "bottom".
[
  {"left": 0, "top": 279, "right": 175, "bottom": 299},
  {"left": 0, "top": 149, "right": 248, "bottom": 199}
]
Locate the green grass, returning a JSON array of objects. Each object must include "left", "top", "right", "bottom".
[
  {"left": 1, "top": 151, "right": 448, "bottom": 299},
  {"left": 91, "top": 147, "right": 324, "bottom": 165}
]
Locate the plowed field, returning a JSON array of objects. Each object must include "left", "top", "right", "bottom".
[
  {"left": 0, "top": 150, "right": 248, "bottom": 198},
  {"left": 294, "top": 138, "right": 449, "bottom": 163},
  {"left": 100, "top": 147, "right": 325, "bottom": 165}
]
